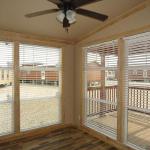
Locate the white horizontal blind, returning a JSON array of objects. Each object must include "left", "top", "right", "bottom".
[
  {"left": 19, "top": 44, "right": 61, "bottom": 131},
  {"left": 84, "top": 40, "right": 118, "bottom": 138},
  {"left": 125, "top": 32, "right": 150, "bottom": 150},
  {"left": 0, "top": 41, "right": 14, "bottom": 135}
]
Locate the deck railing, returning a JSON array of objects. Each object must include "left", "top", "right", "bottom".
[{"left": 87, "top": 86, "right": 150, "bottom": 116}]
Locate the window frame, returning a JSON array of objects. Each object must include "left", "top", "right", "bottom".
[
  {"left": 82, "top": 32, "right": 150, "bottom": 150},
  {"left": 0, "top": 40, "right": 64, "bottom": 139},
  {"left": 83, "top": 40, "right": 119, "bottom": 139}
]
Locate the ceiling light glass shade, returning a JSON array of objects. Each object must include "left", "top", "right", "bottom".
[
  {"left": 66, "top": 10, "right": 76, "bottom": 24},
  {"left": 56, "top": 10, "right": 76, "bottom": 24},
  {"left": 56, "top": 10, "right": 65, "bottom": 23}
]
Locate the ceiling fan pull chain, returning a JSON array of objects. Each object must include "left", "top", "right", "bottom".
[{"left": 65, "top": 27, "right": 69, "bottom": 33}]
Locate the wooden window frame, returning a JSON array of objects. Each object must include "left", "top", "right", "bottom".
[
  {"left": 80, "top": 38, "right": 131, "bottom": 150},
  {"left": 0, "top": 37, "right": 65, "bottom": 142}
]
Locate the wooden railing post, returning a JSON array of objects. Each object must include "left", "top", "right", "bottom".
[{"left": 87, "top": 85, "right": 150, "bottom": 117}]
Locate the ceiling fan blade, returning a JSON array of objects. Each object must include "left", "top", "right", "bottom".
[
  {"left": 25, "top": 9, "right": 59, "bottom": 18},
  {"left": 76, "top": 8, "right": 108, "bottom": 21},
  {"left": 47, "top": 0, "right": 62, "bottom": 5},
  {"left": 73, "top": 0, "right": 103, "bottom": 8},
  {"left": 47, "top": 0, "right": 64, "bottom": 9}
]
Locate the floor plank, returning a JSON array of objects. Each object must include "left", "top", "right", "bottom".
[{"left": 0, "top": 128, "right": 118, "bottom": 150}]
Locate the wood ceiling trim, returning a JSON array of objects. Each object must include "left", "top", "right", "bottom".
[
  {"left": 77, "top": 25, "right": 150, "bottom": 47},
  {"left": 76, "top": 0, "right": 149, "bottom": 44},
  {"left": 0, "top": 29, "right": 75, "bottom": 47}
]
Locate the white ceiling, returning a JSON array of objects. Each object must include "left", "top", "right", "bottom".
[{"left": 0, "top": 0, "right": 143, "bottom": 41}]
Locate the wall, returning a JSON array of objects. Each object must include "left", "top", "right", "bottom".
[
  {"left": 63, "top": 45, "right": 75, "bottom": 124},
  {"left": 74, "top": 5, "right": 150, "bottom": 126},
  {"left": 74, "top": 46, "right": 83, "bottom": 126}
]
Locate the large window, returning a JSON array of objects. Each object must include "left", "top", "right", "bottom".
[
  {"left": 125, "top": 32, "right": 150, "bottom": 149},
  {"left": 0, "top": 41, "right": 14, "bottom": 135},
  {"left": 19, "top": 44, "right": 61, "bottom": 131},
  {"left": 84, "top": 32, "right": 150, "bottom": 150},
  {"left": 0, "top": 41, "right": 62, "bottom": 136},
  {"left": 84, "top": 40, "right": 118, "bottom": 138}
]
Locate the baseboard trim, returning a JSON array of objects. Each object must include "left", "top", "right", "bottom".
[
  {"left": 0, "top": 123, "right": 73, "bottom": 144},
  {"left": 0, "top": 124, "right": 135, "bottom": 150},
  {"left": 78, "top": 125, "right": 134, "bottom": 150}
]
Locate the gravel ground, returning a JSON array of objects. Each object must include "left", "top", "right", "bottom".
[{"left": 0, "top": 84, "right": 61, "bottom": 135}]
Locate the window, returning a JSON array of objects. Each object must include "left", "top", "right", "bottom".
[
  {"left": 84, "top": 40, "right": 118, "bottom": 138},
  {"left": 19, "top": 44, "right": 61, "bottom": 131},
  {"left": 0, "top": 41, "right": 14, "bottom": 135},
  {"left": 133, "top": 70, "right": 137, "bottom": 75},
  {"left": 7, "top": 70, "right": 9, "bottom": 80},
  {"left": 83, "top": 32, "right": 150, "bottom": 150},
  {"left": 125, "top": 32, "right": 150, "bottom": 149},
  {"left": 1, "top": 70, "right": 4, "bottom": 80},
  {"left": 143, "top": 70, "right": 147, "bottom": 78},
  {"left": 0, "top": 41, "right": 62, "bottom": 136}
]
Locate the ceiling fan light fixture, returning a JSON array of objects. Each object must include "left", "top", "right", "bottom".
[
  {"left": 66, "top": 10, "right": 76, "bottom": 24},
  {"left": 56, "top": 10, "right": 76, "bottom": 24},
  {"left": 56, "top": 10, "right": 65, "bottom": 23},
  {"left": 26, "top": 0, "right": 108, "bottom": 30},
  {"left": 68, "top": 18, "right": 76, "bottom": 24}
]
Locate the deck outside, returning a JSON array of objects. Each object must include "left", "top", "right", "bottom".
[{"left": 87, "top": 110, "right": 150, "bottom": 149}]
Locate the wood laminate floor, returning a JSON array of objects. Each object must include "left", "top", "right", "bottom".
[{"left": 0, "top": 127, "right": 118, "bottom": 150}]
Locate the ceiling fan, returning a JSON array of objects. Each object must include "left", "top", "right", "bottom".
[{"left": 25, "top": 0, "right": 108, "bottom": 31}]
